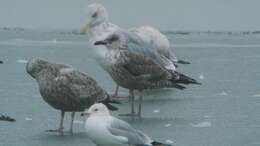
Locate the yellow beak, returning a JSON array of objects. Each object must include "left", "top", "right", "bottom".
[{"left": 80, "top": 24, "right": 90, "bottom": 35}]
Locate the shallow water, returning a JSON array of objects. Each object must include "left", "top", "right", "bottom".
[{"left": 0, "top": 30, "right": 260, "bottom": 146}]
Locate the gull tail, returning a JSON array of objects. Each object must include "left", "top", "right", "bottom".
[
  {"left": 151, "top": 141, "right": 172, "bottom": 146},
  {"left": 175, "top": 72, "right": 202, "bottom": 85},
  {"left": 177, "top": 59, "right": 191, "bottom": 64},
  {"left": 175, "top": 72, "right": 201, "bottom": 85},
  {"left": 148, "top": 80, "right": 186, "bottom": 90},
  {"left": 168, "top": 83, "right": 186, "bottom": 90},
  {"left": 136, "top": 141, "right": 172, "bottom": 146},
  {"left": 0, "top": 115, "right": 16, "bottom": 122}
]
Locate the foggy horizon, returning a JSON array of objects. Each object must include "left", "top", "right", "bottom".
[{"left": 0, "top": 0, "right": 260, "bottom": 31}]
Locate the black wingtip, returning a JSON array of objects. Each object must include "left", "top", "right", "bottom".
[
  {"left": 99, "top": 97, "right": 120, "bottom": 111},
  {"left": 104, "top": 103, "right": 119, "bottom": 111},
  {"left": 177, "top": 59, "right": 191, "bottom": 64},
  {"left": 176, "top": 72, "right": 202, "bottom": 85},
  {"left": 0, "top": 115, "right": 16, "bottom": 122},
  {"left": 94, "top": 40, "right": 107, "bottom": 46},
  {"left": 109, "top": 99, "right": 122, "bottom": 104},
  {"left": 103, "top": 96, "right": 121, "bottom": 104},
  {"left": 173, "top": 83, "right": 186, "bottom": 90},
  {"left": 151, "top": 141, "right": 172, "bottom": 146}
]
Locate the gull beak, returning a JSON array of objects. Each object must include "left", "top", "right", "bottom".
[
  {"left": 94, "top": 40, "right": 107, "bottom": 46},
  {"left": 80, "top": 24, "right": 90, "bottom": 35}
]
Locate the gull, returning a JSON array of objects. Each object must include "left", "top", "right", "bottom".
[
  {"left": 0, "top": 114, "right": 15, "bottom": 122},
  {"left": 82, "top": 103, "right": 172, "bottom": 146},
  {"left": 81, "top": 3, "right": 190, "bottom": 97},
  {"left": 94, "top": 30, "right": 200, "bottom": 117},
  {"left": 26, "top": 58, "right": 119, "bottom": 135}
]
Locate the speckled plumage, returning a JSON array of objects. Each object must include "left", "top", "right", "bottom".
[
  {"left": 94, "top": 30, "right": 200, "bottom": 117},
  {"left": 27, "top": 58, "right": 109, "bottom": 111},
  {"left": 103, "top": 49, "right": 185, "bottom": 90},
  {"left": 26, "top": 58, "right": 117, "bottom": 134}
]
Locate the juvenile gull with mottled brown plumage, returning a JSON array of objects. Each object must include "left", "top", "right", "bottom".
[{"left": 26, "top": 58, "right": 119, "bottom": 135}]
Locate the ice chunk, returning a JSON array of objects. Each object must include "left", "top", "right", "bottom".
[
  {"left": 199, "top": 74, "right": 204, "bottom": 80},
  {"left": 17, "top": 59, "right": 28, "bottom": 64},
  {"left": 165, "top": 140, "right": 174, "bottom": 144},
  {"left": 153, "top": 109, "right": 160, "bottom": 113},
  {"left": 25, "top": 117, "right": 32, "bottom": 121},
  {"left": 191, "top": 121, "right": 212, "bottom": 128},
  {"left": 164, "top": 123, "right": 172, "bottom": 127}
]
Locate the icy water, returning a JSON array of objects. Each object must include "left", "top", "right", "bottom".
[{"left": 0, "top": 29, "right": 260, "bottom": 146}]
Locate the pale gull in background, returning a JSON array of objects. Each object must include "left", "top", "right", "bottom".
[{"left": 81, "top": 3, "right": 190, "bottom": 97}]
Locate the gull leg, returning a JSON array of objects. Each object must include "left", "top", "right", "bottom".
[
  {"left": 114, "top": 85, "right": 119, "bottom": 97},
  {"left": 110, "top": 85, "right": 128, "bottom": 99},
  {"left": 137, "top": 92, "right": 143, "bottom": 118},
  {"left": 69, "top": 112, "right": 75, "bottom": 135},
  {"left": 46, "top": 110, "right": 65, "bottom": 135},
  {"left": 119, "top": 90, "right": 137, "bottom": 117},
  {"left": 130, "top": 90, "right": 135, "bottom": 114}
]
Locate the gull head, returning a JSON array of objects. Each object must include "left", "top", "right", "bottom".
[
  {"left": 26, "top": 58, "right": 49, "bottom": 78},
  {"left": 81, "top": 103, "right": 110, "bottom": 117},
  {"left": 81, "top": 3, "right": 108, "bottom": 34},
  {"left": 94, "top": 32, "right": 126, "bottom": 50}
]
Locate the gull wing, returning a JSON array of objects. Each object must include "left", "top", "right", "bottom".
[
  {"left": 108, "top": 117, "right": 152, "bottom": 145},
  {"left": 119, "top": 50, "right": 171, "bottom": 81},
  {"left": 124, "top": 31, "right": 176, "bottom": 71},
  {"left": 54, "top": 67, "right": 107, "bottom": 106}
]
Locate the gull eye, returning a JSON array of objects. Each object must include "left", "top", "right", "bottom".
[
  {"left": 92, "top": 12, "right": 98, "bottom": 18},
  {"left": 94, "top": 108, "right": 98, "bottom": 112}
]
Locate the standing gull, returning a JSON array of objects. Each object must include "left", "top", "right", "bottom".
[
  {"left": 26, "top": 58, "right": 119, "bottom": 134},
  {"left": 94, "top": 30, "right": 200, "bottom": 117},
  {"left": 83, "top": 103, "right": 172, "bottom": 146},
  {"left": 81, "top": 3, "right": 190, "bottom": 97}
]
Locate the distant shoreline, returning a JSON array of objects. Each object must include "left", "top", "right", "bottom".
[{"left": 1, "top": 27, "right": 260, "bottom": 36}]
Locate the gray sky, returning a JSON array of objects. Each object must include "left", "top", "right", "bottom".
[{"left": 0, "top": 0, "right": 259, "bottom": 31}]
